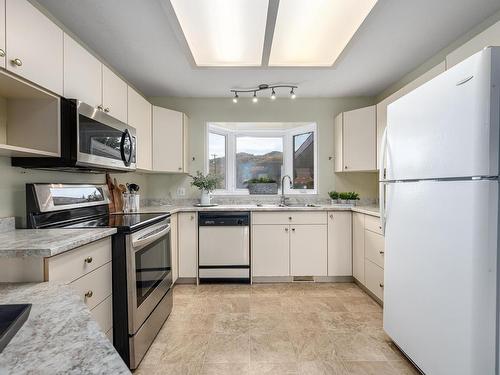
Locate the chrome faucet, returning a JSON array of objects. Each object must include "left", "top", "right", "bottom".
[{"left": 280, "top": 175, "right": 292, "bottom": 206}]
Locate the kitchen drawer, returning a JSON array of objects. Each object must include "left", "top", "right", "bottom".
[
  {"left": 365, "top": 230, "right": 385, "bottom": 269},
  {"left": 365, "top": 214, "right": 383, "bottom": 235},
  {"left": 252, "top": 211, "right": 327, "bottom": 225},
  {"left": 71, "top": 262, "right": 112, "bottom": 310},
  {"left": 45, "top": 237, "right": 112, "bottom": 283},
  {"left": 365, "top": 259, "right": 384, "bottom": 301},
  {"left": 91, "top": 294, "right": 113, "bottom": 333}
]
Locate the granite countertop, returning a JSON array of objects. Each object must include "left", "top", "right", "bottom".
[
  {"left": 0, "top": 282, "right": 130, "bottom": 375},
  {"left": 137, "top": 203, "right": 381, "bottom": 217},
  {"left": 0, "top": 228, "right": 117, "bottom": 258}
]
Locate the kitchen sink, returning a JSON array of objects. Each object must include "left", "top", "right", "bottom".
[
  {"left": 255, "top": 203, "right": 321, "bottom": 208},
  {"left": 0, "top": 304, "right": 31, "bottom": 353}
]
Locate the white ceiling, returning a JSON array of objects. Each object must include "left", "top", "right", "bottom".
[{"left": 36, "top": 0, "right": 500, "bottom": 98}]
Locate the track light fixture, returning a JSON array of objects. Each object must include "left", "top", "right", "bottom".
[{"left": 230, "top": 83, "right": 298, "bottom": 103}]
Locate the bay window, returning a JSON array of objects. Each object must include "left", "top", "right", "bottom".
[{"left": 207, "top": 122, "right": 317, "bottom": 194}]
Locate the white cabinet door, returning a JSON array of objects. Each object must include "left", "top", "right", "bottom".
[
  {"left": 0, "top": 0, "right": 5, "bottom": 69},
  {"left": 152, "top": 106, "right": 184, "bottom": 173},
  {"left": 182, "top": 113, "right": 190, "bottom": 173},
  {"left": 128, "top": 87, "right": 152, "bottom": 170},
  {"left": 327, "top": 211, "right": 352, "bottom": 277},
  {"left": 6, "top": 0, "right": 63, "bottom": 95},
  {"left": 352, "top": 213, "right": 365, "bottom": 283},
  {"left": 170, "top": 213, "right": 178, "bottom": 283},
  {"left": 102, "top": 65, "right": 127, "bottom": 123},
  {"left": 290, "top": 225, "right": 327, "bottom": 276},
  {"left": 252, "top": 225, "right": 290, "bottom": 277},
  {"left": 63, "top": 34, "right": 102, "bottom": 107},
  {"left": 342, "top": 105, "right": 376, "bottom": 171},
  {"left": 334, "top": 113, "right": 343, "bottom": 172},
  {"left": 178, "top": 212, "right": 197, "bottom": 278}
]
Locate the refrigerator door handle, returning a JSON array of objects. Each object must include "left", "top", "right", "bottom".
[{"left": 379, "top": 127, "right": 388, "bottom": 235}]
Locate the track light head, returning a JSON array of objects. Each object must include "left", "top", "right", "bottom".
[
  {"left": 270, "top": 89, "right": 276, "bottom": 100},
  {"left": 232, "top": 92, "right": 238, "bottom": 103},
  {"left": 252, "top": 91, "right": 258, "bottom": 103},
  {"left": 290, "top": 88, "right": 296, "bottom": 99}
]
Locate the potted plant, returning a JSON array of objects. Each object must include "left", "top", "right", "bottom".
[
  {"left": 247, "top": 177, "right": 278, "bottom": 195},
  {"left": 346, "top": 191, "right": 360, "bottom": 205},
  {"left": 338, "top": 192, "right": 350, "bottom": 204},
  {"left": 190, "top": 171, "right": 219, "bottom": 205},
  {"left": 328, "top": 191, "right": 339, "bottom": 204}
]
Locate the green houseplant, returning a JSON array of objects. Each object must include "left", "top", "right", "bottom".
[
  {"left": 328, "top": 191, "right": 339, "bottom": 204},
  {"left": 190, "top": 171, "right": 220, "bottom": 205},
  {"left": 338, "top": 192, "right": 350, "bottom": 204},
  {"left": 246, "top": 177, "right": 278, "bottom": 195},
  {"left": 345, "top": 192, "right": 360, "bottom": 205}
]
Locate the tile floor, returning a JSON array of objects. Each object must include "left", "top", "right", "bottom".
[{"left": 135, "top": 283, "right": 420, "bottom": 375}]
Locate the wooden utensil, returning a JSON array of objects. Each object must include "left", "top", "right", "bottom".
[
  {"left": 105, "top": 173, "right": 116, "bottom": 213},
  {"left": 113, "top": 178, "right": 123, "bottom": 212}
]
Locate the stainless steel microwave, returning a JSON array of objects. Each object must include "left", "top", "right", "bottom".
[{"left": 12, "top": 98, "right": 137, "bottom": 172}]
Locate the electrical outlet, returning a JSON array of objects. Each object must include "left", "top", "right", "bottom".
[{"left": 177, "top": 187, "right": 186, "bottom": 196}]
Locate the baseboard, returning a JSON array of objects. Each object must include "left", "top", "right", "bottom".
[{"left": 353, "top": 277, "right": 383, "bottom": 306}]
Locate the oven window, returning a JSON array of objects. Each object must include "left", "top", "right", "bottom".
[
  {"left": 79, "top": 114, "right": 123, "bottom": 161},
  {"left": 135, "top": 236, "right": 171, "bottom": 306}
]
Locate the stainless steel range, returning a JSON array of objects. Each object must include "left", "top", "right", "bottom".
[{"left": 25, "top": 183, "right": 172, "bottom": 369}]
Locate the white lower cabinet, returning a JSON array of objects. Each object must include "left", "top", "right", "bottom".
[
  {"left": 44, "top": 237, "right": 113, "bottom": 338},
  {"left": 170, "top": 213, "right": 179, "bottom": 283},
  {"left": 327, "top": 211, "right": 352, "bottom": 277},
  {"left": 364, "top": 259, "right": 384, "bottom": 301},
  {"left": 252, "top": 225, "right": 290, "bottom": 277},
  {"left": 178, "top": 212, "right": 198, "bottom": 278},
  {"left": 352, "top": 213, "right": 365, "bottom": 283},
  {"left": 290, "top": 225, "right": 327, "bottom": 277}
]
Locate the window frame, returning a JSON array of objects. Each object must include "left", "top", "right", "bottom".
[{"left": 206, "top": 122, "right": 318, "bottom": 195}]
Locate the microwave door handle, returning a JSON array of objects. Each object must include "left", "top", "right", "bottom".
[
  {"left": 120, "top": 129, "right": 132, "bottom": 166},
  {"left": 132, "top": 224, "right": 171, "bottom": 250}
]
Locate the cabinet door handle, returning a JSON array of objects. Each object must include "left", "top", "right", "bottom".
[
  {"left": 84, "top": 256, "right": 93, "bottom": 263},
  {"left": 85, "top": 290, "right": 93, "bottom": 298},
  {"left": 285, "top": 227, "right": 289, "bottom": 232},
  {"left": 97, "top": 104, "right": 104, "bottom": 111},
  {"left": 288, "top": 216, "right": 292, "bottom": 221},
  {"left": 190, "top": 215, "right": 194, "bottom": 220},
  {"left": 0, "top": 49, "right": 5, "bottom": 57},
  {"left": 379, "top": 283, "right": 384, "bottom": 288},
  {"left": 11, "top": 58, "right": 22, "bottom": 67},
  {"left": 329, "top": 214, "right": 333, "bottom": 219},
  {"left": 178, "top": 167, "right": 182, "bottom": 171},
  {"left": 344, "top": 165, "right": 348, "bottom": 170},
  {"left": 379, "top": 250, "right": 384, "bottom": 255},
  {"left": 104, "top": 107, "right": 110, "bottom": 113},
  {"left": 291, "top": 228, "right": 295, "bottom": 232}
]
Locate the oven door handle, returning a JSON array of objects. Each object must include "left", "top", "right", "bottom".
[{"left": 132, "top": 224, "right": 170, "bottom": 250}]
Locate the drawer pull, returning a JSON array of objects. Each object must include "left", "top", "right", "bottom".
[
  {"left": 292, "top": 228, "right": 295, "bottom": 232},
  {"left": 12, "top": 58, "right": 22, "bottom": 67},
  {"left": 85, "top": 290, "right": 93, "bottom": 298},
  {"left": 104, "top": 107, "right": 110, "bottom": 113},
  {"left": 97, "top": 104, "right": 104, "bottom": 111},
  {"left": 288, "top": 216, "right": 292, "bottom": 220},
  {"left": 285, "top": 227, "right": 289, "bottom": 232},
  {"left": 84, "top": 256, "right": 93, "bottom": 263},
  {"left": 379, "top": 283, "right": 384, "bottom": 288},
  {"left": 379, "top": 250, "right": 384, "bottom": 255},
  {"left": 0, "top": 49, "right": 5, "bottom": 57}
]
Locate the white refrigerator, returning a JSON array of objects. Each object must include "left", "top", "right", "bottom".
[{"left": 381, "top": 47, "right": 500, "bottom": 375}]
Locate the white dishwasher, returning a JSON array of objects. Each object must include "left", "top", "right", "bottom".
[{"left": 198, "top": 212, "right": 250, "bottom": 282}]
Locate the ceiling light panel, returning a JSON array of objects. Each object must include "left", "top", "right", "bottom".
[
  {"left": 269, "top": 0, "right": 378, "bottom": 67},
  {"left": 170, "top": 0, "right": 269, "bottom": 66}
]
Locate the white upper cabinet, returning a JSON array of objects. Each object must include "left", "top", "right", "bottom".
[
  {"left": 0, "top": 0, "right": 5, "bottom": 69},
  {"left": 327, "top": 211, "right": 352, "bottom": 277},
  {"left": 335, "top": 105, "right": 376, "bottom": 172},
  {"left": 128, "top": 87, "right": 152, "bottom": 170},
  {"left": 5, "top": 0, "right": 63, "bottom": 95},
  {"left": 102, "top": 65, "right": 127, "bottom": 123},
  {"left": 63, "top": 34, "right": 102, "bottom": 107},
  {"left": 446, "top": 20, "right": 500, "bottom": 69},
  {"left": 152, "top": 106, "right": 188, "bottom": 173}
]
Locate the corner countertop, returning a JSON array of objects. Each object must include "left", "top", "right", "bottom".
[
  {"left": 0, "top": 282, "right": 130, "bottom": 375},
  {"left": 0, "top": 228, "right": 117, "bottom": 258},
  {"left": 136, "top": 203, "right": 381, "bottom": 217}
]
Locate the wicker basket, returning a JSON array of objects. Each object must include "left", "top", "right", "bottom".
[{"left": 247, "top": 182, "right": 278, "bottom": 195}]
